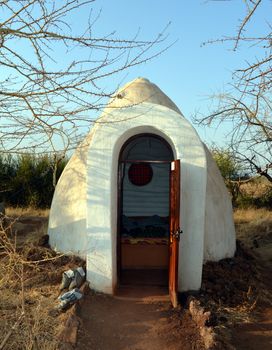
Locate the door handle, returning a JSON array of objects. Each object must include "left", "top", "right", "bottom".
[{"left": 170, "top": 228, "right": 183, "bottom": 242}]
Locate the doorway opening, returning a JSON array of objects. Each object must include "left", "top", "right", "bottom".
[{"left": 118, "top": 134, "right": 174, "bottom": 287}]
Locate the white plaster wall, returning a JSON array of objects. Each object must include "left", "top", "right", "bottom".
[
  {"left": 86, "top": 102, "right": 207, "bottom": 293},
  {"left": 48, "top": 132, "right": 94, "bottom": 258},
  {"left": 204, "top": 145, "right": 236, "bottom": 261},
  {"left": 108, "top": 77, "right": 181, "bottom": 114},
  {"left": 48, "top": 77, "right": 236, "bottom": 295}
]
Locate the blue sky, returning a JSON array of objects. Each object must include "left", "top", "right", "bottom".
[
  {"left": 82, "top": 0, "right": 270, "bottom": 146},
  {"left": 1, "top": 0, "right": 270, "bottom": 153}
]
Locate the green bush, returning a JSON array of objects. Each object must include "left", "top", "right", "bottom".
[
  {"left": 211, "top": 147, "right": 243, "bottom": 206},
  {"left": 235, "top": 190, "right": 272, "bottom": 209},
  {"left": 211, "top": 147, "right": 241, "bottom": 181},
  {"left": 0, "top": 153, "right": 68, "bottom": 208},
  {"left": 212, "top": 148, "right": 272, "bottom": 209}
]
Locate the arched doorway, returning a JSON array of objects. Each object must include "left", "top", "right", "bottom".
[{"left": 117, "top": 134, "right": 174, "bottom": 288}]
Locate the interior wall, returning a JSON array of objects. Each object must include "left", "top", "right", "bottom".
[
  {"left": 121, "top": 135, "right": 172, "bottom": 217},
  {"left": 121, "top": 244, "right": 168, "bottom": 269},
  {"left": 122, "top": 163, "right": 170, "bottom": 217},
  {"left": 121, "top": 136, "right": 173, "bottom": 161}
]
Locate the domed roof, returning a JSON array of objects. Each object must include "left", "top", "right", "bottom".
[{"left": 107, "top": 77, "right": 181, "bottom": 114}]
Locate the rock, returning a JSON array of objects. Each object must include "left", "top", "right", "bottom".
[{"left": 58, "top": 314, "right": 80, "bottom": 345}]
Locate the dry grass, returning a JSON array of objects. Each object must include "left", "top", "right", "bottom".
[
  {"left": 234, "top": 207, "right": 272, "bottom": 223},
  {"left": 234, "top": 208, "right": 272, "bottom": 263},
  {"left": 5, "top": 207, "right": 49, "bottom": 218},
  {"left": 234, "top": 208, "right": 272, "bottom": 302},
  {"left": 1, "top": 206, "right": 271, "bottom": 349},
  {"left": 0, "top": 215, "right": 84, "bottom": 350},
  {"left": 234, "top": 207, "right": 272, "bottom": 236},
  {"left": 239, "top": 178, "right": 271, "bottom": 198}
]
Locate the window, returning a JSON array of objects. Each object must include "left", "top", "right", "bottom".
[{"left": 128, "top": 163, "right": 153, "bottom": 186}]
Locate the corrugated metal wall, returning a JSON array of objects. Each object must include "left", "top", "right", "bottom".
[
  {"left": 122, "top": 136, "right": 172, "bottom": 216},
  {"left": 122, "top": 163, "right": 170, "bottom": 216}
]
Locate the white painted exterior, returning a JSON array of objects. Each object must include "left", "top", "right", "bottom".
[
  {"left": 48, "top": 78, "right": 236, "bottom": 294},
  {"left": 204, "top": 145, "right": 236, "bottom": 261}
]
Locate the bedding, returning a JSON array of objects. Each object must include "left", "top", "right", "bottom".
[{"left": 121, "top": 215, "right": 169, "bottom": 238}]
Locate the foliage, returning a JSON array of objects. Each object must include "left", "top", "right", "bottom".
[
  {"left": 0, "top": 154, "right": 67, "bottom": 208},
  {"left": 0, "top": 154, "right": 16, "bottom": 193},
  {"left": 212, "top": 148, "right": 241, "bottom": 181},
  {"left": 212, "top": 147, "right": 244, "bottom": 205},
  {"left": 236, "top": 186, "right": 272, "bottom": 209},
  {"left": 212, "top": 147, "right": 272, "bottom": 207}
]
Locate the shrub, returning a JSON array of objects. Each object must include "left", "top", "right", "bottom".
[
  {"left": 211, "top": 147, "right": 244, "bottom": 205},
  {"left": 0, "top": 154, "right": 68, "bottom": 208}
]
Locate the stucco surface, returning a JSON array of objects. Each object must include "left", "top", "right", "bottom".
[
  {"left": 204, "top": 145, "right": 236, "bottom": 260},
  {"left": 48, "top": 132, "right": 94, "bottom": 257},
  {"left": 107, "top": 77, "right": 181, "bottom": 114},
  {"left": 48, "top": 77, "right": 236, "bottom": 296},
  {"left": 86, "top": 103, "right": 207, "bottom": 293}
]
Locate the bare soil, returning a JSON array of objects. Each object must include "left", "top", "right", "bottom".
[
  {"left": 199, "top": 243, "right": 272, "bottom": 349},
  {"left": 231, "top": 307, "right": 272, "bottom": 350},
  {"left": 1, "top": 208, "right": 271, "bottom": 349},
  {"left": 76, "top": 288, "right": 205, "bottom": 350}
]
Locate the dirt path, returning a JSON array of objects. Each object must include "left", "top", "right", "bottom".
[
  {"left": 76, "top": 287, "right": 205, "bottom": 350},
  {"left": 231, "top": 307, "right": 272, "bottom": 350},
  {"left": 231, "top": 261, "right": 272, "bottom": 350}
]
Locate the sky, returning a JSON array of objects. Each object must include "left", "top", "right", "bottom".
[
  {"left": 82, "top": 0, "right": 271, "bottom": 147},
  {"left": 1, "top": 0, "right": 271, "bottom": 153}
]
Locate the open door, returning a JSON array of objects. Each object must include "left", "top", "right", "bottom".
[{"left": 169, "top": 159, "right": 181, "bottom": 307}]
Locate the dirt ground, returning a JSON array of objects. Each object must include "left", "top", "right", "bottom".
[
  {"left": 75, "top": 208, "right": 272, "bottom": 350},
  {"left": 199, "top": 243, "right": 272, "bottom": 349},
  {"left": 75, "top": 246, "right": 272, "bottom": 350},
  {"left": 229, "top": 260, "right": 272, "bottom": 350},
  {"left": 231, "top": 307, "right": 272, "bottom": 350},
  {"left": 0, "top": 214, "right": 85, "bottom": 350},
  {"left": 1, "top": 208, "right": 271, "bottom": 349},
  {"left": 76, "top": 288, "right": 205, "bottom": 350}
]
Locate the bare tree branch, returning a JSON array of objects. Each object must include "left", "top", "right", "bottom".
[
  {"left": 198, "top": 0, "right": 272, "bottom": 182},
  {"left": 0, "top": 0, "right": 171, "bottom": 154}
]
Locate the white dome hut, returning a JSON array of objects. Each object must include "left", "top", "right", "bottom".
[{"left": 48, "top": 78, "right": 236, "bottom": 306}]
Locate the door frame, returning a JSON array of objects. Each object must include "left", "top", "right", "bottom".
[{"left": 117, "top": 133, "right": 175, "bottom": 287}]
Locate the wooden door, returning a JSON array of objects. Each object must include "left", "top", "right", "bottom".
[{"left": 169, "top": 159, "right": 181, "bottom": 308}]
